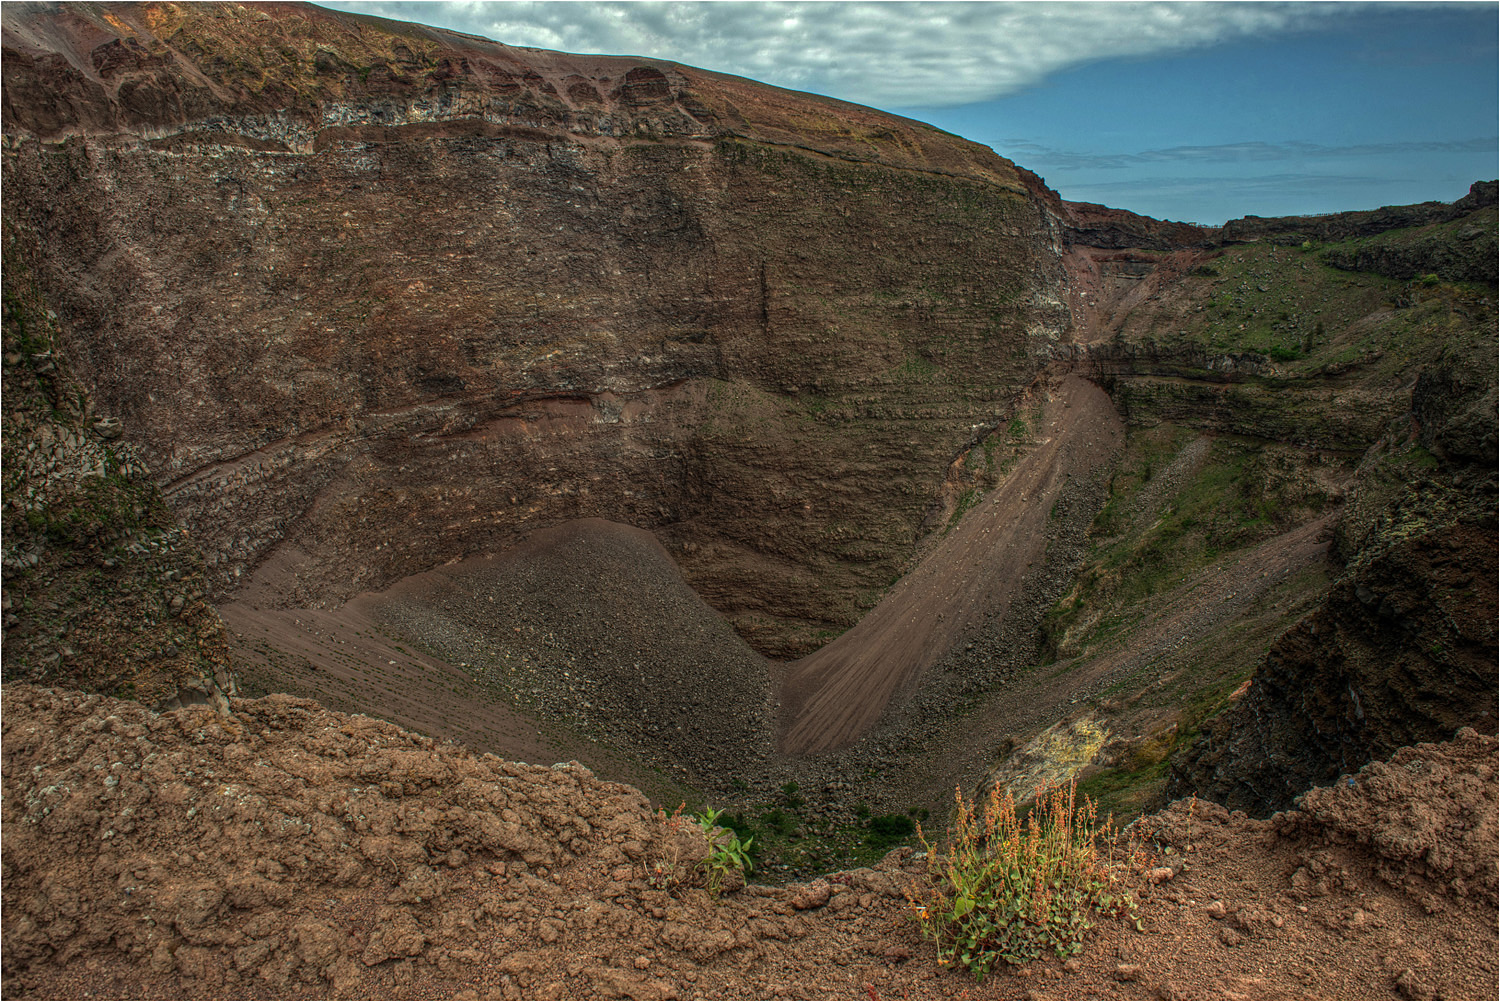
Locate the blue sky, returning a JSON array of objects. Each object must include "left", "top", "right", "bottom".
[{"left": 319, "top": 2, "right": 1498, "bottom": 224}]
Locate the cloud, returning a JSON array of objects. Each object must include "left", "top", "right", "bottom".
[
  {"left": 1003, "top": 136, "right": 1500, "bottom": 171},
  {"left": 316, "top": 1, "right": 1370, "bottom": 108}
]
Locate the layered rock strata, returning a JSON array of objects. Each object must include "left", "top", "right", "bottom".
[{"left": 2, "top": 1, "right": 1070, "bottom": 664}]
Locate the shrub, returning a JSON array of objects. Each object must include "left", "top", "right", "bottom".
[
  {"left": 760, "top": 806, "right": 796, "bottom": 835},
  {"left": 907, "top": 782, "right": 1132, "bottom": 979},
  {"left": 867, "top": 812, "right": 916, "bottom": 848}
]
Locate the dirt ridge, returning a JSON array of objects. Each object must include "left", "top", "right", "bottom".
[{"left": 3, "top": 683, "right": 1496, "bottom": 1000}]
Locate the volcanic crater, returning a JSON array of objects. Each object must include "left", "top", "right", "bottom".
[{"left": 2, "top": 3, "right": 1496, "bottom": 999}]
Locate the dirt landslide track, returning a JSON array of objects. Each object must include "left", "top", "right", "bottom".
[
  {"left": 5, "top": 684, "right": 1495, "bottom": 999},
  {"left": 780, "top": 374, "right": 1123, "bottom": 754}
]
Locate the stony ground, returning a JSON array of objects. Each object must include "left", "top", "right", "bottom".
[
  {"left": 4, "top": 684, "right": 1495, "bottom": 1000},
  {"left": 221, "top": 518, "right": 767, "bottom": 810}
]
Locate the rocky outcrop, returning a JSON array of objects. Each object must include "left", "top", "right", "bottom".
[
  {"left": 1316, "top": 210, "right": 1498, "bottom": 285},
  {"left": 1059, "top": 200, "right": 1217, "bottom": 252},
  {"left": 0, "top": 684, "right": 758, "bottom": 996},
  {"left": 1221, "top": 180, "right": 1497, "bottom": 247},
  {"left": 1169, "top": 360, "right": 1498, "bottom": 816},
  {"left": 2, "top": 225, "right": 234, "bottom": 709},
  {"left": 1223, "top": 181, "right": 1499, "bottom": 285},
  {"left": 1169, "top": 498, "right": 1496, "bottom": 815},
  {"left": 1069, "top": 340, "right": 1394, "bottom": 450},
  {"left": 2, "top": 1, "right": 1070, "bottom": 664}
]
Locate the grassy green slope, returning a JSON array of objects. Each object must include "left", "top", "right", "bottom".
[{"left": 1022, "top": 221, "right": 1496, "bottom": 820}]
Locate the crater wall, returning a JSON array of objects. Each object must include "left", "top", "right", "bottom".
[{"left": 2, "top": 1, "right": 1073, "bottom": 658}]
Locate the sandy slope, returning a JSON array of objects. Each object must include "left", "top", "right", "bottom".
[
  {"left": 779, "top": 374, "right": 1123, "bottom": 754},
  {"left": 221, "top": 520, "right": 773, "bottom": 805}
]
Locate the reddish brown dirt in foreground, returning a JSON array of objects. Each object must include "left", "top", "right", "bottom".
[
  {"left": 781, "top": 374, "right": 1123, "bottom": 754},
  {"left": 4, "top": 684, "right": 1495, "bottom": 1000}
]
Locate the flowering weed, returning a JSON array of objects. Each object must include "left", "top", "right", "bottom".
[{"left": 907, "top": 781, "right": 1134, "bottom": 979}]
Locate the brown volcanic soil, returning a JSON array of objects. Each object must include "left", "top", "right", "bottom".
[
  {"left": 4, "top": 684, "right": 1496, "bottom": 1001},
  {"left": 781, "top": 374, "right": 1123, "bottom": 755},
  {"left": 222, "top": 518, "right": 775, "bottom": 804}
]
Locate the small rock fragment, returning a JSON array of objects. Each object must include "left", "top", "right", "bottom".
[
  {"left": 789, "top": 880, "right": 832, "bottom": 910},
  {"left": 1395, "top": 968, "right": 1436, "bottom": 1001}
]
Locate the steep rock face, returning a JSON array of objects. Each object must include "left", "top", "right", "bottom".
[
  {"left": 1073, "top": 341, "right": 1394, "bottom": 451},
  {"left": 1171, "top": 502, "right": 1496, "bottom": 815},
  {"left": 2, "top": 225, "right": 235, "bottom": 709},
  {"left": 1048, "top": 194, "right": 1497, "bottom": 817},
  {"left": 1169, "top": 360, "right": 1499, "bottom": 816},
  {"left": 2, "top": 1, "right": 1070, "bottom": 659}
]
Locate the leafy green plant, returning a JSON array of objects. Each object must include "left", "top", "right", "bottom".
[
  {"left": 907, "top": 782, "right": 1133, "bottom": 980},
  {"left": 760, "top": 806, "right": 796, "bottom": 835},
  {"left": 695, "top": 807, "right": 754, "bottom": 897}
]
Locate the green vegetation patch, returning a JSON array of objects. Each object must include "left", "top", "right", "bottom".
[
  {"left": 711, "top": 781, "right": 928, "bottom": 881},
  {"left": 1044, "top": 426, "right": 1330, "bottom": 660},
  {"left": 910, "top": 784, "right": 1136, "bottom": 977}
]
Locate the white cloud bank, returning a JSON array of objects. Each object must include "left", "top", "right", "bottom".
[{"left": 318, "top": 1, "right": 1362, "bottom": 108}]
